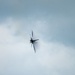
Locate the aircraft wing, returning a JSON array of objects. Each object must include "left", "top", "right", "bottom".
[
  {"left": 33, "top": 44, "right": 36, "bottom": 53},
  {"left": 32, "top": 31, "right": 33, "bottom": 37}
]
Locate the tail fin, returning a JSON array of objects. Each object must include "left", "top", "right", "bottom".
[{"left": 34, "top": 39, "right": 39, "bottom": 41}]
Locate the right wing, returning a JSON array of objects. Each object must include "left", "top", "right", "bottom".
[{"left": 32, "top": 31, "right": 33, "bottom": 37}]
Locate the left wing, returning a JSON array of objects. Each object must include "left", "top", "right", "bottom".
[{"left": 33, "top": 44, "right": 36, "bottom": 53}]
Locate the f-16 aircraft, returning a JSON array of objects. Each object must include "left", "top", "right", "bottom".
[{"left": 30, "top": 31, "right": 39, "bottom": 53}]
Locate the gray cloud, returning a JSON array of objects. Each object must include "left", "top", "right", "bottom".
[
  {"left": 0, "top": 0, "right": 75, "bottom": 75},
  {"left": 0, "top": 0, "right": 75, "bottom": 18},
  {"left": 1, "top": 17, "right": 75, "bottom": 46}
]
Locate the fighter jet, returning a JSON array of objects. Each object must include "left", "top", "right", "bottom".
[{"left": 30, "top": 31, "right": 39, "bottom": 52}]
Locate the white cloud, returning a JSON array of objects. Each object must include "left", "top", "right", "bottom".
[
  {"left": 0, "top": 18, "right": 75, "bottom": 75},
  {"left": 38, "top": 41, "right": 75, "bottom": 69}
]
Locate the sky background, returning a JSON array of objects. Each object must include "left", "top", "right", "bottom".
[{"left": 0, "top": 0, "right": 75, "bottom": 75}]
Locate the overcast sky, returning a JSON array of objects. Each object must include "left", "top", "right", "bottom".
[{"left": 0, "top": 0, "right": 75, "bottom": 75}]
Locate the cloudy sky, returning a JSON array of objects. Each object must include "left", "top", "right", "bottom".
[{"left": 0, "top": 0, "right": 75, "bottom": 75}]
